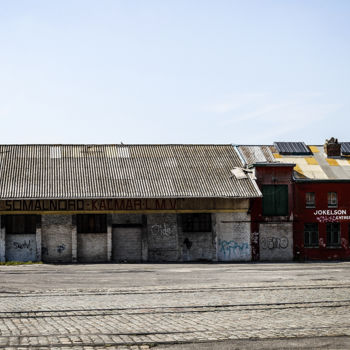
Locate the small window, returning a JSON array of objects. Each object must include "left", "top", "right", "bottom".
[
  {"left": 4, "top": 215, "right": 37, "bottom": 234},
  {"left": 326, "top": 222, "right": 340, "bottom": 247},
  {"left": 77, "top": 214, "right": 107, "bottom": 233},
  {"left": 304, "top": 223, "right": 318, "bottom": 247},
  {"left": 181, "top": 213, "right": 212, "bottom": 232},
  {"left": 328, "top": 192, "right": 337, "bottom": 208},
  {"left": 305, "top": 192, "right": 315, "bottom": 208},
  {"left": 262, "top": 185, "right": 288, "bottom": 216}
]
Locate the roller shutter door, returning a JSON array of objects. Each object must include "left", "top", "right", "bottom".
[{"left": 113, "top": 227, "right": 142, "bottom": 262}]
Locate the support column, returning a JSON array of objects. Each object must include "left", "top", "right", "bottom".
[
  {"left": 0, "top": 217, "right": 5, "bottom": 262},
  {"left": 35, "top": 226, "right": 42, "bottom": 262},
  {"left": 107, "top": 224, "right": 112, "bottom": 262},
  {"left": 72, "top": 216, "right": 77, "bottom": 263},
  {"left": 141, "top": 215, "right": 148, "bottom": 262},
  {"left": 212, "top": 213, "right": 218, "bottom": 262}
]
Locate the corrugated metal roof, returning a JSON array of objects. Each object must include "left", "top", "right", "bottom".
[
  {"left": 0, "top": 145, "right": 261, "bottom": 199},
  {"left": 238, "top": 144, "right": 350, "bottom": 181},
  {"left": 237, "top": 146, "right": 277, "bottom": 165}
]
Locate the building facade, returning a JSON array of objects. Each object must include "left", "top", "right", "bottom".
[
  {"left": 0, "top": 144, "right": 261, "bottom": 263},
  {"left": 238, "top": 139, "right": 350, "bottom": 261}
]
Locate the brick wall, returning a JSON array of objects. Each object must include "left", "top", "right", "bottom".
[
  {"left": 259, "top": 222, "right": 293, "bottom": 261},
  {"left": 216, "top": 212, "right": 251, "bottom": 261},
  {"left": 42, "top": 215, "right": 73, "bottom": 263},
  {"left": 178, "top": 214, "right": 216, "bottom": 262},
  {"left": 147, "top": 214, "right": 178, "bottom": 261}
]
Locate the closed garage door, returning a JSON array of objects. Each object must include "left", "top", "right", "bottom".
[{"left": 113, "top": 226, "right": 142, "bottom": 262}]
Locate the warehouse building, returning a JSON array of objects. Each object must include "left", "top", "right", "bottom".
[{"left": 0, "top": 144, "right": 261, "bottom": 263}]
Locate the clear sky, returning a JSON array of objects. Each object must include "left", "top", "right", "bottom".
[{"left": 1, "top": 0, "right": 349, "bottom": 144}]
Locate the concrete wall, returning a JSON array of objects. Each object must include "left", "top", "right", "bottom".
[
  {"left": 147, "top": 214, "right": 178, "bottom": 261},
  {"left": 178, "top": 215, "right": 215, "bottom": 261},
  {"left": 77, "top": 233, "right": 108, "bottom": 263},
  {"left": 41, "top": 215, "right": 73, "bottom": 263},
  {"left": 0, "top": 217, "right": 4, "bottom": 262},
  {"left": 5, "top": 234, "right": 37, "bottom": 262},
  {"left": 216, "top": 212, "right": 251, "bottom": 261},
  {"left": 259, "top": 222, "right": 293, "bottom": 261}
]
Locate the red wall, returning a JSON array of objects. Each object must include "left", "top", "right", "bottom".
[
  {"left": 250, "top": 165, "right": 294, "bottom": 261},
  {"left": 294, "top": 183, "right": 350, "bottom": 260}
]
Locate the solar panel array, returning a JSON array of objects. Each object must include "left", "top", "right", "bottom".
[
  {"left": 274, "top": 142, "right": 312, "bottom": 155},
  {"left": 341, "top": 142, "right": 350, "bottom": 155}
]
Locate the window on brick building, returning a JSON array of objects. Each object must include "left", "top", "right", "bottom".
[
  {"left": 328, "top": 192, "right": 338, "bottom": 208},
  {"left": 305, "top": 192, "right": 315, "bottom": 208},
  {"left": 326, "top": 222, "right": 340, "bottom": 247},
  {"left": 262, "top": 185, "right": 288, "bottom": 216},
  {"left": 4, "top": 215, "right": 37, "bottom": 234},
  {"left": 304, "top": 223, "right": 318, "bottom": 247},
  {"left": 77, "top": 214, "right": 107, "bottom": 233},
  {"left": 181, "top": 213, "right": 212, "bottom": 232}
]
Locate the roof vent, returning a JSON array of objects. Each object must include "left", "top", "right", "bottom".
[
  {"left": 324, "top": 137, "right": 341, "bottom": 157},
  {"left": 50, "top": 146, "right": 61, "bottom": 159},
  {"left": 274, "top": 142, "right": 311, "bottom": 155}
]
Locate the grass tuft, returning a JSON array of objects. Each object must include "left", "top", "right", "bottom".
[{"left": 0, "top": 261, "right": 43, "bottom": 266}]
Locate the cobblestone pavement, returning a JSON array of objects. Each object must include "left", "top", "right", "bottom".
[{"left": 1, "top": 263, "right": 350, "bottom": 349}]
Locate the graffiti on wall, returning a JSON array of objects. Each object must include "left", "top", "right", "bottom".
[
  {"left": 13, "top": 240, "right": 32, "bottom": 249},
  {"left": 218, "top": 239, "right": 249, "bottom": 259},
  {"left": 261, "top": 236, "right": 288, "bottom": 250},
  {"left": 151, "top": 223, "right": 175, "bottom": 239},
  {"left": 314, "top": 209, "right": 350, "bottom": 223},
  {"left": 56, "top": 244, "right": 66, "bottom": 254}
]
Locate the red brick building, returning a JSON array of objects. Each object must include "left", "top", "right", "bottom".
[{"left": 238, "top": 139, "right": 350, "bottom": 261}]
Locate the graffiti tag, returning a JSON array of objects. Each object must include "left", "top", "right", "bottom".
[
  {"left": 218, "top": 239, "right": 249, "bottom": 258},
  {"left": 261, "top": 236, "right": 288, "bottom": 250},
  {"left": 13, "top": 241, "right": 31, "bottom": 249},
  {"left": 56, "top": 244, "right": 66, "bottom": 254},
  {"left": 151, "top": 223, "right": 174, "bottom": 238}
]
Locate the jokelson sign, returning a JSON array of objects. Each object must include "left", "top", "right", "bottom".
[
  {"left": 313, "top": 209, "right": 350, "bottom": 223},
  {"left": 0, "top": 199, "right": 178, "bottom": 213}
]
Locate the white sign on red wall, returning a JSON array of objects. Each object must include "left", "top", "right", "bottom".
[{"left": 313, "top": 209, "right": 350, "bottom": 223}]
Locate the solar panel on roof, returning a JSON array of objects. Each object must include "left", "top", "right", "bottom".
[
  {"left": 341, "top": 142, "right": 350, "bottom": 155},
  {"left": 274, "top": 142, "right": 311, "bottom": 155}
]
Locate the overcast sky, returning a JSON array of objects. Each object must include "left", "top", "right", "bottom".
[{"left": 1, "top": 0, "right": 349, "bottom": 144}]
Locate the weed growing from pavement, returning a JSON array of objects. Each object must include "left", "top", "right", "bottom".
[{"left": 0, "top": 261, "right": 43, "bottom": 266}]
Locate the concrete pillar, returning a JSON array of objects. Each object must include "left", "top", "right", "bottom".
[
  {"left": 35, "top": 226, "right": 42, "bottom": 262},
  {"left": 107, "top": 224, "right": 112, "bottom": 262},
  {"left": 0, "top": 217, "right": 5, "bottom": 262},
  {"left": 72, "top": 224, "right": 77, "bottom": 263},
  {"left": 212, "top": 213, "right": 218, "bottom": 262},
  {"left": 141, "top": 215, "right": 148, "bottom": 262}
]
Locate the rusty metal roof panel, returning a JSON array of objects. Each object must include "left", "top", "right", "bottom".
[
  {"left": 0, "top": 144, "right": 261, "bottom": 199},
  {"left": 237, "top": 145, "right": 277, "bottom": 165}
]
